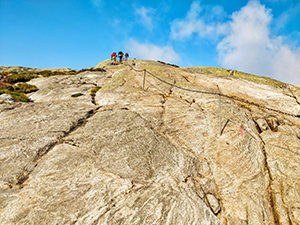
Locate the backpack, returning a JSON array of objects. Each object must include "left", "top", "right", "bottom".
[{"left": 118, "top": 51, "right": 123, "bottom": 57}]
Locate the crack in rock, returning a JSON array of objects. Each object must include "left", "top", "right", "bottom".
[
  {"left": 249, "top": 113, "right": 280, "bottom": 224},
  {"left": 15, "top": 107, "right": 101, "bottom": 186},
  {"left": 287, "top": 87, "right": 300, "bottom": 105}
]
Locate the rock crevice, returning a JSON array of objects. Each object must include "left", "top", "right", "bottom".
[{"left": 1, "top": 61, "right": 300, "bottom": 224}]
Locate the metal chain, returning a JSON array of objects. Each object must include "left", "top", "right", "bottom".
[
  {"left": 127, "top": 63, "right": 300, "bottom": 118},
  {"left": 126, "top": 63, "right": 299, "bottom": 118}
]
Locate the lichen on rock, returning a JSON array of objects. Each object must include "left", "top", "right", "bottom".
[{"left": 0, "top": 61, "right": 300, "bottom": 224}]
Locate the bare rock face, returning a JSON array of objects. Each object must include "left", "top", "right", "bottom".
[
  {"left": 0, "top": 60, "right": 300, "bottom": 224},
  {"left": 0, "top": 93, "right": 14, "bottom": 103}
]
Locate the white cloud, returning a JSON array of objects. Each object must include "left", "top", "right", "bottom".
[
  {"left": 126, "top": 39, "right": 180, "bottom": 63},
  {"left": 170, "top": 1, "right": 225, "bottom": 40},
  {"left": 135, "top": 6, "right": 154, "bottom": 31},
  {"left": 272, "top": 45, "right": 300, "bottom": 85},
  {"left": 169, "top": 0, "right": 300, "bottom": 86},
  {"left": 217, "top": 0, "right": 300, "bottom": 86}
]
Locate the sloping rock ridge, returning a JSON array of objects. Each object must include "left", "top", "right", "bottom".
[{"left": 0, "top": 60, "right": 300, "bottom": 224}]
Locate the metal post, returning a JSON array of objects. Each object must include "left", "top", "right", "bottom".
[
  {"left": 219, "top": 94, "right": 222, "bottom": 136},
  {"left": 143, "top": 69, "right": 146, "bottom": 90}
]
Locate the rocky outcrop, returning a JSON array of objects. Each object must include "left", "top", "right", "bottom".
[
  {"left": 0, "top": 66, "right": 74, "bottom": 73},
  {"left": 0, "top": 60, "right": 299, "bottom": 224}
]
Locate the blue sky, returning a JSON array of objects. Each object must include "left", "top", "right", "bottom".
[{"left": 1, "top": 0, "right": 300, "bottom": 86}]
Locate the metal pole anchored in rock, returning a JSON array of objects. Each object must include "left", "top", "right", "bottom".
[
  {"left": 143, "top": 69, "right": 146, "bottom": 90},
  {"left": 219, "top": 94, "right": 222, "bottom": 136}
]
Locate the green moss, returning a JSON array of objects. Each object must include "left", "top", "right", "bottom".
[
  {"left": 8, "top": 72, "right": 38, "bottom": 83},
  {"left": 14, "top": 83, "right": 38, "bottom": 93},
  {"left": 0, "top": 89, "right": 32, "bottom": 102},
  {"left": 9, "top": 92, "right": 32, "bottom": 102},
  {"left": 78, "top": 68, "right": 106, "bottom": 73},
  {"left": 0, "top": 67, "right": 106, "bottom": 103},
  {"left": 0, "top": 69, "right": 82, "bottom": 103},
  {"left": 183, "top": 67, "right": 299, "bottom": 90},
  {"left": 0, "top": 82, "right": 14, "bottom": 91},
  {"left": 71, "top": 93, "right": 84, "bottom": 97},
  {"left": 157, "top": 61, "right": 180, "bottom": 68},
  {"left": 183, "top": 67, "right": 231, "bottom": 76},
  {"left": 1, "top": 68, "right": 104, "bottom": 84},
  {"left": 90, "top": 86, "right": 101, "bottom": 96},
  {"left": 38, "top": 70, "right": 78, "bottom": 77},
  {"left": 1, "top": 70, "right": 79, "bottom": 83}
]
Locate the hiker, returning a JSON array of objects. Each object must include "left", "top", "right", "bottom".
[
  {"left": 111, "top": 52, "right": 117, "bottom": 65},
  {"left": 125, "top": 52, "right": 129, "bottom": 61},
  {"left": 118, "top": 51, "right": 124, "bottom": 64}
]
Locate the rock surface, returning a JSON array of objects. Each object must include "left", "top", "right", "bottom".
[
  {"left": 0, "top": 93, "right": 14, "bottom": 103},
  {"left": 0, "top": 66, "right": 74, "bottom": 73},
  {"left": 0, "top": 60, "right": 300, "bottom": 224}
]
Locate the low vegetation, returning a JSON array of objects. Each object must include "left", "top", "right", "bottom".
[
  {"left": 71, "top": 93, "right": 84, "bottom": 97},
  {"left": 0, "top": 88, "right": 32, "bottom": 102},
  {"left": 90, "top": 86, "right": 101, "bottom": 97},
  {"left": 14, "top": 83, "right": 39, "bottom": 93},
  {"left": 0, "top": 67, "right": 106, "bottom": 102},
  {"left": 1, "top": 70, "right": 78, "bottom": 84},
  {"left": 183, "top": 67, "right": 298, "bottom": 89},
  {"left": 157, "top": 61, "right": 180, "bottom": 68},
  {"left": 78, "top": 68, "right": 106, "bottom": 73},
  {"left": 0, "top": 73, "right": 37, "bottom": 102}
]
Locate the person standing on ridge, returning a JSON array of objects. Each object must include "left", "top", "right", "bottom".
[
  {"left": 118, "top": 51, "right": 124, "bottom": 64},
  {"left": 125, "top": 52, "right": 129, "bottom": 61},
  {"left": 111, "top": 52, "right": 117, "bottom": 65}
]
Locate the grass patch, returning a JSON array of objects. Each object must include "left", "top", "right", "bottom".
[
  {"left": 14, "top": 83, "right": 38, "bottom": 93},
  {"left": 1, "top": 70, "right": 78, "bottom": 84},
  {"left": 71, "top": 93, "right": 84, "bottom": 97},
  {"left": 8, "top": 91, "right": 32, "bottom": 102},
  {"left": 0, "top": 80, "right": 37, "bottom": 102},
  {"left": 183, "top": 67, "right": 299, "bottom": 89},
  {"left": 0, "top": 82, "right": 14, "bottom": 91},
  {"left": 8, "top": 72, "right": 38, "bottom": 83},
  {"left": 1, "top": 68, "right": 105, "bottom": 84},
  {"left": 90, "top": 86, "right": 101, "bottom": 96},
  {"left": 0, "top": 67, "right": 106, "bottom": 103},
  {"left": 37, "top": 70, "right": 78, "bottom": 77},
  {"left": 78, "top": 68, "right": 106, "bottom": 73},
  {"left": 0, "top": 89, "right": 32, "bottom": 102},
  {"left": 157, "top": 61, "right": 180, "bottom": 68}
]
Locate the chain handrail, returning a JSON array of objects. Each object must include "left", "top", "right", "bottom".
[{"left": 126, "top": 63, "right": 300, "bottom": 118}]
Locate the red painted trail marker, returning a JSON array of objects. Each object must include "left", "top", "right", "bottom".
[{"left": 239, "top": 126, "right": 244, "bottom": 137}]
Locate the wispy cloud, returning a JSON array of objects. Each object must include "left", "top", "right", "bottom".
[
  {"left": 135, "top": 6, "right": 154, "bottom": 31},
  {"left": 217, "top": 0, "right": 300, "bottom": 86},
  {"left": 170, "top": 1, "right": 226, "bottom": 40},
  {"left": 126, "top": 39, "right": 180, "bottom": 63},
  {"left": 170, "top": 0, "right": 300, "bottom": 86}
]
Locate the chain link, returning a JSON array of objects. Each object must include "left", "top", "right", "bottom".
[{"left": 126, "top": 63, "right": 300, "bottom": 118}]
